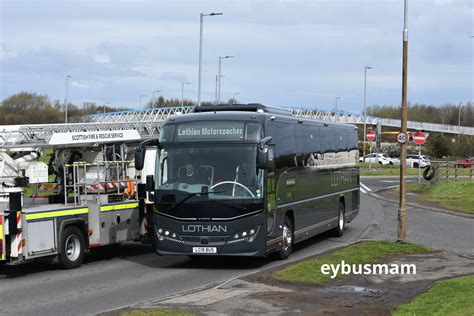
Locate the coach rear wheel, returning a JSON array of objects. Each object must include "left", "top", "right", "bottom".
[
  {"left": 58, "top": 226, "right": 85, "bottom": 269},
  {"left": 331, "top": 203, "right": 346, "bottom": 237}
]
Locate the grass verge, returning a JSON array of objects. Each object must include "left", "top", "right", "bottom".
[
  {"left": 361, "top": 168, "right": 420, "bottom": 176},
  {"left": 273, "top": 241, "right": 431, "bottom": 285},
  {"left": 122, "top": 309, "right": 194, "bottom": 316},
  {"left": 394, "top": 275, "right": 474, "bottom": 316},
  {"left": 406, "top": 181, "right": 474, "bottom": 213}
]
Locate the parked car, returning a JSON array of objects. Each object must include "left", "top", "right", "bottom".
[
  {"left": 359, "top": 153, "right": 393, "bottom": 165},
  {"left": 456, "top": 157, "right": 474, "bottom": 168},
  {"left": 392, "top": 155, "right": 431, "bottom": 168}
]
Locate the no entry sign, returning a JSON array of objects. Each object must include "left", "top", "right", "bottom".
[
  {"left": 413, "top": 131, "right": 427, "bottom": 145},
  {"left": 366, "top": 130, "right": 376, "bottom": 141}
]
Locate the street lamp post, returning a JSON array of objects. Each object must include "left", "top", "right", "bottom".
[
  {"left": 140, "top": 95, "right": 148, "bottom": 109},
  {"left": 215, "top": 75, "right": 219, "bottom": 104},
  {"left": 198, "top": 12, "right": 223, "bottom": 107},
  {"left": 64, "top": 75, "right": 71, "bottom": 123},
  {"left": 458, "top": 102, "right": 463, "bottom": 143},
  {"left": 152, "top": 90, "right": 161, "bottom": 108},
  {"left": 231, "top": 92, "right": 240, "bottom": 104},
  {"left": 363, "top": 66, "right": 372, "bottom": 160},
  {"left": 335, "top": 96, "right": 341, "bottom": 111},
  {"left": 181, "top": 82, "right": 191, "bottom": 108},
  {"left": 217, "top": 55, "right": 233, "bottom": 103},
  {"left": 103, "top": 101, "right": 111, "bottom": 114}
]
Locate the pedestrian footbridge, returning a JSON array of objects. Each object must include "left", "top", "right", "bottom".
[{"left": 86, "top": 106, "right": 474, "bottom": 136}]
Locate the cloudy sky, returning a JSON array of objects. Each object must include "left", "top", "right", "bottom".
[{"left": 1, "top": 0, "right": 472, "bottom": 113}]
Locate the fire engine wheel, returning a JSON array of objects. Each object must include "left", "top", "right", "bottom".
[{"left": 59, "top": 226, "right": 85, "bottom": 269}]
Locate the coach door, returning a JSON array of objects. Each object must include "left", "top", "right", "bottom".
[{"left": 265, "top": 146, "right": 277, "bottom": 238}]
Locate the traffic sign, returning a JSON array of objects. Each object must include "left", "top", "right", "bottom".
[
  {"left": 396, "top": 132, "right": 408, "bottom": 144},
  {"left": 366, "top": 130, "right": 376, "bottom": 141},
  {"left": 413, "top": 131, "right": 427, "bottom": 145}
]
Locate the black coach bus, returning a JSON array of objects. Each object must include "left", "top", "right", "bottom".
[{"left": 135, "top": 104, "right": 359, "bottom": 259}]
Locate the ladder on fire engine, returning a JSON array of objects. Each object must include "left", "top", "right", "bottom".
[{"left": 0, "top": 108, "right": 190, "bottom": 149}]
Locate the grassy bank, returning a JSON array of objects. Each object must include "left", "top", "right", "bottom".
[
  {"left": 406, "top": 181, "right": 474, "bottom": 213},
  {"left": 361, "top": 168, "right": 421, "bottom": 176},
  {"left": 359, "top": 162, "right": 473, "bottom": 177},
  {"left": 394, "top": 275, "right": 474, "bottom": 316},
  {"left": 273, "top": 241, "right": 430, "bottom": 285}
]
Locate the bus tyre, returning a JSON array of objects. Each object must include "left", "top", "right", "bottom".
[
  {"left": 275, "top": 216, "right": 294, "bottom": 260},
  {"left": 58, "top": 226, "right": 85, "bottom": 269},
  {"left": 331, "top": 203, "right": 345, "bottom": 237}
]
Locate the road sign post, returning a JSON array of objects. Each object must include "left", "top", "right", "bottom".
[
  {"left": 398, "top": 0, "right": 409, "bottom": 244},
  {"left": 366, "top": 130, "right": 376, "bottom": 171},
  {"left": 413, "top": 131, "right": 427, "bottom": 183},
  {"left": 417, "top": 145, "right": 422, "bottom": 183}
]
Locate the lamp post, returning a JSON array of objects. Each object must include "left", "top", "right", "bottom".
[
  {"left": 103, "top": 101, "right": 111, "bottom": 114},
  {"left": 458, "top": 102, "right": 463, "bottom": 143},
  {"left": 217, "top": 55, "right": 233, "bottom": 103},
  {"left": 140, "top": 95, "right": 148, "bottom": 109},
  {"left": 181, "top": 82, "right": 191, "bottom": 108},
  {"left": 215, "top": 75, "right": 219, "bottom": 104},
  {"left": 231, "top": 92, "right": 240, "bottom": 104},
  {"left": 152, "top": 90, "right": 161, "bottom": 108},
  {"left": 64, "top": 75, "right": 71, "bottom": 123},
  {"left": 335, "top": 96, "right": 341, "bottom": 111},
  {"left": 363, "top": 66, "right": 372, "bottom": 160},
  {"left": 198, "top": 12, "right": 223, "bottom": 107}
]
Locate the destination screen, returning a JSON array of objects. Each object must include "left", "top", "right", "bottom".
[{"left": 160, "top": 121, "right": 262, "bottom": 142}]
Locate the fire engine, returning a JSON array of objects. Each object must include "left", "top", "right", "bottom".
[{"left": 0, "top": 107, "right": 190, "bottom": 268}]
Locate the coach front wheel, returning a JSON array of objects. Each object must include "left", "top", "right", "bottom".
[{"left": 274, "top": 215, "right": 294, "bottom": 260}]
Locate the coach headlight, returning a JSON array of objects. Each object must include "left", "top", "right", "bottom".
[
  {"left": 156, "top": 227, "right": 183, "bottom": 243},
  {"left": 228, "top": 226, "right": 259, "bottom": 244}
]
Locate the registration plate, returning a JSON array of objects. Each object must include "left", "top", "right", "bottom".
[{"left": 192, "top": 247, "right": 217, "bottom": 254}]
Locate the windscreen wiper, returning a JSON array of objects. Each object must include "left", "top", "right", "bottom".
[
  {"left": 170, "top": 190, "right": 225, "bottom": 211},
  {"left": 218, "top": 200, "right": 249, "bottom": 211}
]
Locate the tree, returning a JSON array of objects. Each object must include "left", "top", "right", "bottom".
[
  {"left": 0, "top": 92, "right": 63, "bottom": 124},
  {"left": 426, "top": 134, "right": 453, "bottom": 158}
]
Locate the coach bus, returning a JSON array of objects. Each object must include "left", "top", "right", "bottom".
[{"left": 135, "top": 104, "right": 359, "bottom": 259}]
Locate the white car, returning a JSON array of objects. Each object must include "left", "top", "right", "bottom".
[
  {"left": 392, "top": 155, "right": 431, "bottom": 168},
  {"left": 359, "top": 153, "right": 393, "bottom": 165}
]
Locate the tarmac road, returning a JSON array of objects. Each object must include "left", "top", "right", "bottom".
[{"left": 0, "top": 177, "right": 472, "bottom": 315}]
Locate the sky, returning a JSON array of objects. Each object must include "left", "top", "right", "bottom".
[{"left": 0, "top": 0, "right": 473, "bottom": 113}]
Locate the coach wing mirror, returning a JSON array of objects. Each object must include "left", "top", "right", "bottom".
[
  {"left": 134, "top": 139, "right": 160, "bottom": 171},
  {"left": 134, "top": 148, "right": 146, "bottom": 171},
  {"left": 146, "top": 175, "right": 155, "bottom": 202},
  {"left": 257, "top": 137, "right": 272, "bottom": 169}
]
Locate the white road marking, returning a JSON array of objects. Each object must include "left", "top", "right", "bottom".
[
  {"left": 360, "top": 188, "right": 367, "bottom": 194},
  {"left": 381, "top": 180, "right": 399, "bottom": 183},
  {"left": 360, "top": 182, "right": 372, "bottom": 192}
]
